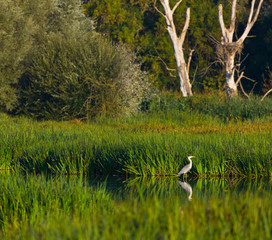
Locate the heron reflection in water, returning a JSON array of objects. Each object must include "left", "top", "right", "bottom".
[
  {"left": 178, "top": 181, "right": 193, "bottom": 201},
  {"left": 177, "top": 156, "right": 195, "bottom": 180}
]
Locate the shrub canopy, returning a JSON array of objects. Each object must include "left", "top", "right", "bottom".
[{"left": 0, "top": 0, "right": 151, "bottom": 119}]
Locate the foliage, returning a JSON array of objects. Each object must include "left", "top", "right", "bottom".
[
  {"left": 187, "top": 94, "right": 272, "bottom": 121},
  {"left": 0, "top": 0, "right": 36, "bottom": 111},
  {"left": 0, "top": 0, "right": 151, "bottom": 119},
  {"left": 142, "top": 92, "right": 188, "bottom": 112},
  {"left": 19, "top": 34, "right": 151, "bottom": 120},
  {"left": 83, "top": 0, "right": 225, "bottom": 92},
  {"left": 0, "top": 0, "right": 93, "bottom": 112},
  {"left": 84, "top": 0, "right": 272, "bottom": 94},
  {"left": 143, "top": 92, "right": 272, "bottom": 122}
]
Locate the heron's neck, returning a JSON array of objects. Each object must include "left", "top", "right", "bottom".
[
  {"left": 188, "top": 159, "right": 192, "bottom": 167},
  {"left": 189, "top": 191, "right": 192, "bottom": 201}
]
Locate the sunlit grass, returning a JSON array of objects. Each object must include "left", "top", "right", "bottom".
[{"left": 0, "top": 110, "right": 272, "bottom": 177}]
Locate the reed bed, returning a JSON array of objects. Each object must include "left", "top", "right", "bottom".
[
  {"left": 1, "top": 173, "right": 272, "bottom": 239},
  {"left": 0, "top": 112, "right": 272, "bottom": 177}
]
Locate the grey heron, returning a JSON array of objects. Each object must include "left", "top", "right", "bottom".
[
  {"left": 178, "top": 181, "right": 193, "bottom": 201},
  {"left": 177, "top": 156, "right": 195, "bottom": 180}
]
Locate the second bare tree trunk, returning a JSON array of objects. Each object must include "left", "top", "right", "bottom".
[
  {"left": 218, "top": 0, "right": 264, "bottom": 98},
  {"left": 225, "top": 53, "right": 237, "bottom": 96}
]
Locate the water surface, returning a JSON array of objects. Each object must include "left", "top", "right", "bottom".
[{"left": 88, "top": 176, "right": 272, "bottom": 202}]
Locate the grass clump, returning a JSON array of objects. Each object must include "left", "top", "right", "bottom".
[
  {"left": 187, "top": 94, "right": 272, "bottom": 122},
  {"left": 144, "top": 92, "right": 272, "bottom": 122}
]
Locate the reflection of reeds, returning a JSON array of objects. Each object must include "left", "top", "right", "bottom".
[
  {"left": 1, "top": 173, "right": 272, "bottom": 239},
  {"left": 124, "top": 176, "right": 272, "bottom": 201},
  {"left": 0, "top": 113, "right": 272, "bottom": 177}
]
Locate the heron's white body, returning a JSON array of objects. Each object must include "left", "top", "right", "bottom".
[
  {"left": 178, "top": 156, "right": 195, "bottom": 176},
  {"left": 178, "top": 181, "right": 193, "bottom": 201}
]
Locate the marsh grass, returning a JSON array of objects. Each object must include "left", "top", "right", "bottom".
[
  {"left": 1, "top": 110, "right": 272, "bottom": 177},
  {"left": 0, "top": 173, "right": 114, "bottom": 231},
  {"left": 1, "top": 93, "right": 272, "bottom": 178},
  {"left": 184, "top": 94, "right": 272, "bottom": 122},
  {"left": 1, "top": 173, "right": 272, "bottom": 239}
]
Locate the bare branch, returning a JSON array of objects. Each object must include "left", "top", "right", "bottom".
[
  {"left": 218, "top": 4, "right": 227, "bottom": 41},
  {"left": 153, "top": 0, "right": 166, "bottom": 18},
  {"left": 154, "top": 0, "right": 192, "bottom": 96},
  {"left": 239, "top": 80, "right": 250, "bottom": 98},
  {"left": 230, "top": 0, "right": 237, "bottom": 31},
  {"left": 235, "top": 71, "right": 244, "bottom": 86},
  {"left": 191, "top": 65, "right": 198, "bottom": 86},
  {"left": 239, "top": 53, "right": 250, "bottom": 65},
  {"left": 172, "top": 0, "right": 183, "bottom": 14},
  {"left": 218, "top": 0, "right": 263, "bottom": 98},
  {"left": 242, "top": 75, "right": 256, "bottom": 83},
  {"left": 179, "top": 8, "right": 190, "bottom": 44},
  {"left": 238, "top": 0, "right": 264, "bottom": 43},
  {"left": 248, "top": 0, "right": 256, "bottom": 23},
  {"left": 250, "top": 82, "right": 258, "bottom": 95},
  {"left": 261, "top": 88, "right": 272, "bottom": 101},
  {"left": 152, "top": 48, "right": 176, "bottom": 77},
  {"left": 251, "top": 0, "right": 263, "bottom": 24},
  {"left": 187, "top": 49, "right": 195, "bottom": 72},
  {"left": 154, "top": 49, "right": 176, "bottom": 72}
]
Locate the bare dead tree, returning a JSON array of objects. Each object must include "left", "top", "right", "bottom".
[
  {"left": 217, "top": 0, "right": 264, "bottom": 98},
  {"left": 154, "top": 0, "right": 193, "bottom": 97}
]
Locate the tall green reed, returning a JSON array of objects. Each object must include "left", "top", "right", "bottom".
[
  {"left": 0, "top": 173, "right": 114, "bottom": 231},
  {"left": 1, "top": 113, "right": 272, "bottom": 177},
  {"left": 1, "top": 173, "right": 272, "bottom": 240}
]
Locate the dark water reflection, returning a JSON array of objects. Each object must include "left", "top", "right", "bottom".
[
  {"left": 87, "top": 176, "right": 272, "bottom": 201},
  {"left": 4, "top": 171, "right": 271, "bottom": 202}
]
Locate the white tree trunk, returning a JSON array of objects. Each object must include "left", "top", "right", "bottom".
[
  {"left": 155, "top": 0, "right": 192, "bottom": 97},
  {"left": 169, "top": 28, "right": 192, "bottom": 96},
  {"left": 218, "top": 0, "right": 264, "bottom": 98},
  {"left": 225, "top": 54, "right": 237, "bottom": 96}
]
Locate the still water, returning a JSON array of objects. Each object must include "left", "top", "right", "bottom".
[{"left": 86, "top": 176, "right": 272, "bottom": 201}]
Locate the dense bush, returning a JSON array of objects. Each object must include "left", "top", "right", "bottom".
[
  {"left": 20, "top": 34, "right": 152, "bottom": 120},
  {"left": 0, "top": 0, "right": 36, "bottom": 111},
  {"left": 0, "top": 0, "right": 93, "bottom": 112},
  {"left": 0, "top": 0, "right": 152, "bottom": 120}
]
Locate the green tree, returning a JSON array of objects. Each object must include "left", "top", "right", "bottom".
[{"left": 84, "top": 0, "right": 224, "bottom": 92}]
